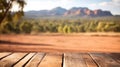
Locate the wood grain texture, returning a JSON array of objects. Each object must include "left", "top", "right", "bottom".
[
  {"left": 82, "top": 53, "right": 97, "bottom": 67},
  {"left": 25, "top": 53, "right": 44, "bottom": 67},
  {"left": 0, "top": 52, "right": 12, "bottom": 60},
  {"left": 38, "top": 53, "right": 62, "bottom": 67},
  {"left": 108, "top": 53, "right": 120, "bottom": 63},
  {"left": 0, "top": 53, "right": 27, "bottom": 67},
  {"left": 14, "top": 53, "right": 35, "bottom": 67},
  {"left": 0, "top": 52, "right": 119, "bottom": 67},
  {"left": 63, "top": 53, "right": 87, "bottom": 67},
  {"left": 90, "top": 53, "right": 120, "bottom": 67}
]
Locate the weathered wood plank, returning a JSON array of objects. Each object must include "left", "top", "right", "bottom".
[
  {"left": 82, "top": 53, "right": 97, "bottom": 67},
  {"left": 108, "top": 53, "right": 120, "bottom": 63},
  {"left": 90, "top": 53, "right": 120, "bottom": 67},
  {"left": 0, "top": 53, "right": 27, "bottom": 67},
  {"left": 0, "top": 52, "right": 12, "bottom": 60},
  {"left": 63, "top": 53, "right": 87, "bottom": 67},
  {"left": 14, "top": 53, "right": 36, "bottom": 67},
  {"left": 38, "top": 53, "right": 62, "bottom": 67},
  {"left": 25, "top": 53, "right": 45, "bottom": 67}
]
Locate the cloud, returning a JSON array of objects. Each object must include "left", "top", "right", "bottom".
[
  {"left": 112, "top": 0, "right": 120, "bottom": 3},
  {"left": 90, "top": 0, "right": 120, "bottom": 7},
  {"left": 99, "top": 2, "right": 108, "bottom": 6},
  {"left": 90, "top": 0, "right": 120, "bottom": 15},
  {"left": 24, "top": 0, "right": 74, "bottom": 11},
  {"left": 90, "top": 4, "right": 97, "bottom": 6},
  {"left": 99, "top": 0, "right": 120, "bottom": 6}
]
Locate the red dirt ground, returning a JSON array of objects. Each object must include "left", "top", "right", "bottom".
[{"left": 0, "top": 34, "right": 120, "bottom": 53}]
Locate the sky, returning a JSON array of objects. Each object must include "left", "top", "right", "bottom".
[{"left": 13, "top": 0, "right": 120, "bottom": 15}]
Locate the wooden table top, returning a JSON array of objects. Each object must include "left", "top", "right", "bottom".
[{"left": 0, "top": 52, "right": 120, "bottom": 67}]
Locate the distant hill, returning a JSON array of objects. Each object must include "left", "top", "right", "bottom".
[
  {"left": 25, "top": 7, "right": 113, "bottom": 17},
  {"left": 64, "top": 7, "right": 112, "bottom": 17}
]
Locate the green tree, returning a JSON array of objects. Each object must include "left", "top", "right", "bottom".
[
  {"left": 63, "top": 25, "right": 68, "bottom": 33},
  {"left": 77, "top": 25, "right": 85, "bottom": 32},
  {"left": 67, "top": 26, "right": 72, "bottom": 33},
  {"left": 20, "top": 22, "right": 32, "bottom": 33},
  {"left": 96, "top": 22, "right": 106, "bottom": 32},
  {"left": 58, "top": 25, "right": 63, "bottom": 33},
  {"left": 0, "top": 0, "right": 26, "bottom": 24}
]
